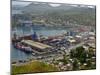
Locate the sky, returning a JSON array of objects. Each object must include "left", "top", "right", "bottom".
[
  {"left": 12, "top": 0, "right": 95, "bottom": 8},
  {"left": 12, "top": 1, "right": 62, "bottom": 7},
  {"left": 12, "top": 0, "right": 96, "bottom": 5},
  {"left": 12, "top": 1, "right": 32, "bottom": 6}
]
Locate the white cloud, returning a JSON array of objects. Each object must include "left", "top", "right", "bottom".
[
  {"left": 87, "top": 6, "right": 95, "bottom": 8},
  {"left": 49, "top": 3, "right": 61, "bottom": 7}
]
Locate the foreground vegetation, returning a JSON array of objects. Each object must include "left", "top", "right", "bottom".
[
  {"left": 53, "top": 46, "right": 96, "bottom": 71},
  {"left": 12, "top": 61, "right": 59, "bottom": 75}
]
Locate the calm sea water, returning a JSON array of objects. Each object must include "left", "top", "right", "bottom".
[{"left": 11, "top": 26, "right": 70, "bottom": 61}]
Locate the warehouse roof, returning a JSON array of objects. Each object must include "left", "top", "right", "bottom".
[{"left": 21, "top": 40, "right": 52, "bottom": 50}]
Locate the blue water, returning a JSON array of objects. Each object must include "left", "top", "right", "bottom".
[
  {"left": 11, "top": 26, "right": 69, "bottom": 61},
  {"left": 11, "top": 46, "right": 33, "bottom": 61},
  {"left": 12, "top": 26, "right": 68, "bottom": 37}
]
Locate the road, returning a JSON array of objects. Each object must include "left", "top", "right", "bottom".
[{"left": 67, "top": 42, "right": 85, "bottom": 51}]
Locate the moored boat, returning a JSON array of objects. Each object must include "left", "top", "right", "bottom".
[{"left": 13, "top": 42, "right": 33, "bottom": 53}]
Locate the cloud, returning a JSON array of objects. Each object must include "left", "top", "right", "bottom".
[{"left": 49, "top": 3, "right": 61, "bottom": 7}]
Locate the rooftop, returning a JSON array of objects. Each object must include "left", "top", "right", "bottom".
[{"left": 21, "top": 40, "right": 52, "bottom": 50}]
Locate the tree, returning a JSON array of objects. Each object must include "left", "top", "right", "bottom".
[{"left": 72, "top": 58, "right": 80, "bottom": 70}]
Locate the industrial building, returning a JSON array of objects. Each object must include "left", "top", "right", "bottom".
[{"left": 21, "top": 40, "right": 52, "bottom": 54}]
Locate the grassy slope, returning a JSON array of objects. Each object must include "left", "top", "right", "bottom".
[{"left": 12, "top": 61, "right": 59, "bottom": 75}]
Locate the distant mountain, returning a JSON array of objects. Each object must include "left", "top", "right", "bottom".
[
  {"left": 12, "top": 1, "right": 95, "bottom": 15},
  {"left": 21, "top": 2, "right": 95, "bottom": 15},
  {"left": 12, "top": 5, "right": 25, "bottom": 14},
  {"left": 12, "top": 5, "right": 24, "bottom": 10}
]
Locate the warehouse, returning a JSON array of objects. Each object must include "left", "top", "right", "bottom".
[{"left": 21, "top": 40, "right": 52, "bottom": 53}]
